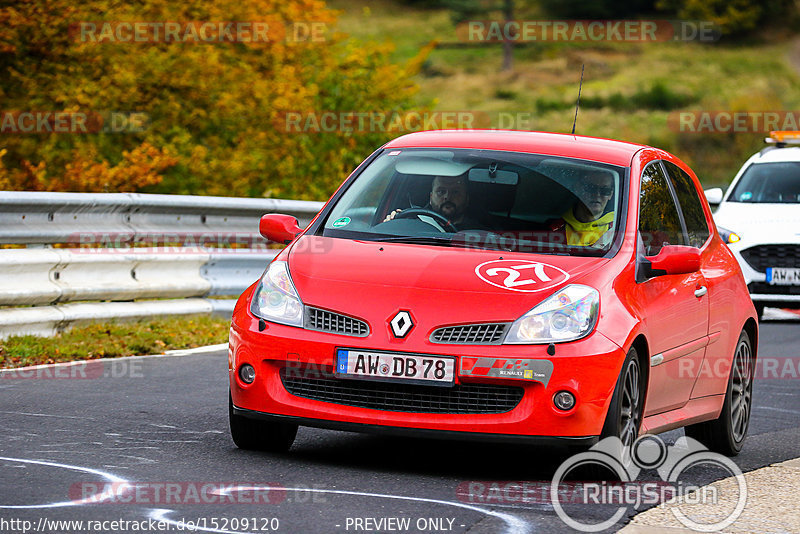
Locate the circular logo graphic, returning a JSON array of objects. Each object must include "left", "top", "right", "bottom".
[
  {"left": 475, "top": 259, "right": 569, "bottom": 293},
  {"left": 379, "top": 363, "right": 390, "bottom": 375},
  {"left": 550, "top": 435, "right": 747, "bottom": 533},
  {"left": 332, "top": 217, "right": 351, "bottom": 228},
  {"left": 633, "top": 435, "right": 667, "bottom": 469}
]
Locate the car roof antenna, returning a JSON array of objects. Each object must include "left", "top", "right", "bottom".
[{"left": 571, "top": 64, "right": 584, "bottom": 136}]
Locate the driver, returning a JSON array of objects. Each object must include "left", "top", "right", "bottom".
[{"left": 383, "top": 175, "right": 487, "bottom": 231}]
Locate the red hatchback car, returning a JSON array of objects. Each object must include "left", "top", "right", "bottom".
[{"left": 228, "top": 130, "right": 757, "bottom": 456}]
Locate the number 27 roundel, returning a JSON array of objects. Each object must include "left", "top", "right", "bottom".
[{"left": 475, "top": 259, "right": 569, "bottom": 292}]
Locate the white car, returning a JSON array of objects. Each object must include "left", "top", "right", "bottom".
[{"left": 705, "top": 131, "right": 800, "bottom": 319}]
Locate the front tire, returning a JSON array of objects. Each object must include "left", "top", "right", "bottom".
[
  {"left": 601, "top": 347, "right": 643, "bottom": 449},
  {"left": 684, "top": 330, "right": 753, "bottom": 456},
  {"left": 229, "top": 392, "right": 298, "bottom": 452}
]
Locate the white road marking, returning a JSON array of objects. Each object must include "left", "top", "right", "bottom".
[
  {"left": 0, "top": 456, "right": 129, "bottom": 509},
  {"left": 0, "top": 411, "right": 90, "bottom": 419},
  {"left": 755, "top": 406, "right": 800, "bottom": 415},
  {"left": 0, "top": 457, "right": 532, "bottom": 534},
  {"left": 0, "top": 343, "right": 227, "bottom": 375}
]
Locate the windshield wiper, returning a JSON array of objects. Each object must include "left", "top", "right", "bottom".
[
  {"left": 368, "top": 235, "right": 457, "bottom": 246},
  {"left": 365, "top": 235, "right": 599, "bottom": 255}
]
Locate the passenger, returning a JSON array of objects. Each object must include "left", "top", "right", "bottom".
[{"left": 550, "top": 170, "right": 615, "bottom": 247}]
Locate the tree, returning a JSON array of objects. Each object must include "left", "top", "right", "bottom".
[
  {"left": 656, "top": 0, "right": 797, "bottom": 35},
  {"left": 0, "top": 0, "right": 429, "bottom": 199},
  {"left": 538, "top": 0, "right": 658, "bottom": 18},
  {"left": 443, "top": 0, "right": 520, "bottom": 71}
]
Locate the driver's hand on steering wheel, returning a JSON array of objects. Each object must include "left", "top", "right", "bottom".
[{"left": 383, "top": 209, "right": 403, "bottom": 222}]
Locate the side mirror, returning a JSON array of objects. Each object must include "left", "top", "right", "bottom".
[
  {"left": 704, "top": 187, "right": 723, "bottom": 205},
  {"left": 644, "top": 245, "right": 701, "bottom": 277},
  {"left": 259, "top": 214, "right": 301, "bottom": 245}
]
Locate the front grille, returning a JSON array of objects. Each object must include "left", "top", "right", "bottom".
[
  {"left": 748, "top": 282, "right": 800, "bottom": 295},
  {"left": 741, "top": 245, "right": 800, "bottom": 273},
  {"left": 430, "top": 323, "right": 510, "bottom": 345},
  {"left": 305, "top": 307, "right": 369, "bottom": 337},
  {"left": 280, "top": 369, "right": 524, "bottom": 414}
]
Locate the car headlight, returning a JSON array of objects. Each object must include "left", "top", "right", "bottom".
[
  {"left": 504, "top": 285, "right": 599, "bottom": 344},
  {"left": 250, "top": 261, "right": 304, "bottom": 327},
  {"left": 717, "top": 226, "right": 741, "bottom": 244}
]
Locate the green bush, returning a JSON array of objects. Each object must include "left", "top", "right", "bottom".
[
  {"left": 495, "top": 88, "right": 518, "bottom": 100},
  {"left": 538, "top": 82, "right": 697, "bottom": 113}
]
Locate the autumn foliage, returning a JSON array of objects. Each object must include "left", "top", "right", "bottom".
[{"left": 0, "top": 0, "right": 427, "bottom": 199}]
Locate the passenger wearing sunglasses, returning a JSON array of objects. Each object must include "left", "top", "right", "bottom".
[{"left": 549, "top": 170, "right": 616, "bottom": 247}]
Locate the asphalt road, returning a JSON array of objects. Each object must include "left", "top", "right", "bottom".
[{"left": 1, "top": 319, "right": 799, "bottom": 534}]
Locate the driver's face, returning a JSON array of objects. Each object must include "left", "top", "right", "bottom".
[{"left": 430, "top": 176, "right": 468, "bottom": 221}]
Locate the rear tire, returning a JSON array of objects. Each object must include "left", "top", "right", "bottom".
[
  {"left": 684, "top": 330, "right": 753, "bottom": 456},
  {"left": 601, "top": 347, "right": 643, "bottom": 449},
  {"left": 229, "top": 392, "right": 298, "bottom": 452}
]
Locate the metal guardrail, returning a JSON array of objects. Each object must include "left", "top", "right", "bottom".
[
  {"left": 0, "top": 249, "right": 279, "bottom": 306},
  {"left": 0, "top": 299, "right": 238, "bottom": 339},
  {"left": 0, "top": 192, "right": 323, "bottom": 338},
  {"left": 0, "top": 191, "right": 323, "bottom": 244}
]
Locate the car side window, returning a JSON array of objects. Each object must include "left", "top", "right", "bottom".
[
  {"left": 662, "top": 161, "right": 710, "bottom": 248},
  {"left": 639, "top": 162, "right": 686, "bottom": 256}
]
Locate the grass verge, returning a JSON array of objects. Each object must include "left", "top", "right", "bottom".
[{"left": 0, "top": 315, "right": 230, "bottom": 369}]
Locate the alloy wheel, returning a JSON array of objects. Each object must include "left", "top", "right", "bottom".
[{"left": 730, "top": 338, "right": 753, "bottom": 443}]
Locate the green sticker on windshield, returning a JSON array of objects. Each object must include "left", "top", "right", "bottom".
[{"left": 332, "top": 217, "right": 351, "bottom": 228}]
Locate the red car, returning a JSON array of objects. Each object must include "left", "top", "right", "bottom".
[{"left": 228, "top": 130, "right": 757, "bottom": 456}]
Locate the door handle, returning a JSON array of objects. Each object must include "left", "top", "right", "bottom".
[{"left": 694, "top": 286, "right": 708, "bottom": 298}]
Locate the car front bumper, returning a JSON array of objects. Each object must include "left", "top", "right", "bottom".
[
  {"left": 728, "top": 243, "right": 800, "bottom": 306},
  {"left": 229, "top": 307, "right": 627, "bottom": 441}
]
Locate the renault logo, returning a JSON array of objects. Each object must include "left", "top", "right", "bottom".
[{"left": 390, "top": 311, "right": 414, "bottom": 338}]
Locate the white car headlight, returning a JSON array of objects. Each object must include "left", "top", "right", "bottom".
[
  {"left": 504, "top": 285, "right": 599, "bottom": 344},
  {"left": 250, "top": 261, "right": 304, "bottom": 327}
]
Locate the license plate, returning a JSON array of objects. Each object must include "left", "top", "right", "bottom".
[
  {"left": 335, "top": 349, "right": 455, "bottom": 387},
  {"left": 766, "top": 267, "right": 800, "bottom": 285}
]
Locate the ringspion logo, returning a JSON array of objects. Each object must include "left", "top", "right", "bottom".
[{"left": 551, "top": 435, "right": 746, "bottom": 532}]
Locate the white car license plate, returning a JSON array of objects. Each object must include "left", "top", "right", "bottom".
[
  {"left": 335, "top": 349, "right": 455, "bottom": 386},
  {"left": 766, "top": 267, "right": 800, "bottom": 285}
]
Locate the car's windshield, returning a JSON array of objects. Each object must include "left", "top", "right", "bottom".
[
  {"left": 729, "top": 161, "right": 800, "bottom": 203},
  {"left": 321, "top": 148, "right": 626, "bottom": 256}
]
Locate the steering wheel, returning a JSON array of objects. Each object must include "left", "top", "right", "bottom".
[{"left": 394, "top": 208, "right": 457, "bottom": 233}]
